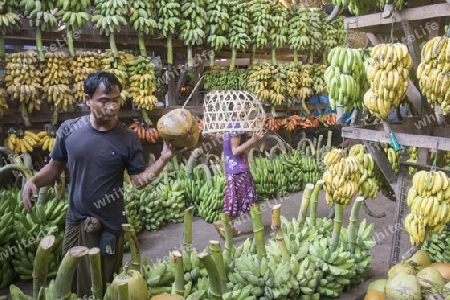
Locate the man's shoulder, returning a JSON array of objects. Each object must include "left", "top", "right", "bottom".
[{"left": 57, "top": 116, "right": 89, "bottom": 138}]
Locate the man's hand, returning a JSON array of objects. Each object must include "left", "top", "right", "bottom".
[
  {"left": 160, "top": 140, "right": 188, "bottom": 162},
  {"left": 22, "top": 178, "right": 38, "bottom": 213}
]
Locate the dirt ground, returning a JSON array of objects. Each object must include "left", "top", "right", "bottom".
[{"left": 1, "top": 189, "right": 408, "bottom": 299}]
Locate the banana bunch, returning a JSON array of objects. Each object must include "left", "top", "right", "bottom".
[
  {"left": 205, "top": 0, "right": 230, "bottom": 54},
  {"left": 305, "top": 8, "right": 324, "bottom": 55},
  {"left": 333, "top": 0, "right": 376, "bottom": 16},
  {"left": 70, "top": 51, "right": 101, "bottom": 102},
  {"left": 197, "top": 171, "right": 225, "bottom": 223},
  {"left": 6, "top": 129, "right": 41, "bottom": 153},
  {"left": 55, "top": 0, "right": 90, "bottom": 14},
  {"left": 288, "top": 6, "right": 311, "bottom": 60},
  {"left": 324, "top": 46, "right": 364, "bottom": 112},
  {"left": 37, "top": 130, "right": 56, "bottom": 152},
  {"left": 99, "top": 51, "right": 130, "bottom": 105},
  {"left": 179, "top": 0, "right": 207, "bottom": 47},
  {"left": 248, "top": 0, "right": 271, "bottom": 50},
  {"left": 322, "top": 16, "right": 346, "bottom": 52},
  {"left": 407, "top": 146, "right": 417, "bottom": 174},
  {"left": 269, "top": 154, "right": 289, "bottom": 197},
  {"left": 128, "top": 56, "right": 158, "bottom": 110},
  {"left": 129, "top": 121, "right": 160, "bottom": 143},
  {"left": 405, "top": 170, "right": 450, "bottom": 246},
  {"left": 160, "top": 179, "right": 186, "bottom": 223},
  {"left": 0, "top": 86, "right": 8, "bottom": 116},
  {"left": 0, "top": 9, "right": 21, "bottom": 36},
  {"left": 421, "top": 230, "right": 450, "bottom": 263},
  {"left": 227, "top": 0, "right": 250, "bottom": 70},
  {"left": 0, "top": 188, "right": 17, "bottom": 246},
  {"left": 364, "top": 43, "right": 412, "bottom": 119},
  {"left": 268, "top": 0, "right": 288, "bottom": 64},
  {"left": 171, "top": 248, "right": 208, "bottom": 297},
  {"left": 5, "top": 50, "right": 42, "bottom": 125},
  {"left": 310, "top": 64, "right": 328, "bottom": 96},
  {"left": 128, "top": 0, "right": 158, "bottom": 56},
  {"left": 155, "top": 0, "right": 181, "bottom": 66},
  {"left": 384, "top": 145, "right": 400, "bottom": 173},
  {"left": 323, "top": 149, "right": 360, "bottom": 206},
  {"left": 42, "top": 52, "right": 76, "bottom": 112},
  {"left": 300, "top": 154, "right": 321, "bottom": 189},
  {"left": 0, "top": 246, "right": 14, "bottom": 289},
  {"left": 204, "top": 67, "right": 251, "bottom": 91},
  {"left": 378, "top": 0, "right": 407, "bottom": 10},
  {"left": 348, "top": 144, "right": 379, "bottom": 199},
  {"left": 417, "top": 36, "right": 450, "bottom": 114},
  {"left": 284, "top": 63, "right": 313, "bottom": 103},
  {"left": 247, "top": 62, "right": 286, "bottom": 104},
  {"left": 141, "top": 260, "right": 175, "bottom": 296},
  {"left": 250, "top": 154, "right": 277, "bottom": 201},
  {"left": 139, "top": 187, "right": 167, "bottom": 231},
  {"left": 282, "top": 150, "right": 304, "bottom": 193},
  {"left": 123, "top": 182, "right": 143, "bottom": 233}
]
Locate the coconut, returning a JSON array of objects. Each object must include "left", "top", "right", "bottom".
[
  {"left": 110, "top": 269, "right": 148, "bottom": 300},
  {"left": 157, "top": 108, "right": 200, "bottom": 148},
  {"left": 405, "top": 250, "right": 432, "bottom": 271},
  {"left": 367, "top": 279, "right": 388, "bottom": 293},
  {"left": 416, "top": 266, "right": 445, "bottom": 292},
  {"left": 387, "top": 262, "right": 416, "bottom": 277},
  {"left": 384, "top": 273, "right": 421, "bottom": 300},
  {"left": 364, "top": 290, "right": 386, "bottom": 300},
  {"left": 430, "top": 262, "right": 450, "bottom": 281}
]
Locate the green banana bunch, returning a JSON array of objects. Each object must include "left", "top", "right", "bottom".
[
  {"left": 321, "top": 16, "right": 346, "bottom": 53},
  {"left": 0, "top": 246, "right": 14, "bottom": 289},
  {"left": 384, "top": 145, "right": 399, "bottom": 173},
  {"left": 0, "top": 1, "right": 20, "bottom": 40},
  {"left": 128, "top": 0, "right": 158, "bottom": 56},
  {"left": 123, "top": 183, "right": 143, "bottom": 233},
  {"left": 141, "top": 259, "right": 175, "bottom": 296},
  {"left": 179, "top": 0, "right": 207, "bottom": 47},
  {"left": 197, "top": 170, "right": 225, "bottom": 223},
  {"left": 421, "top": 230, "right": 450, "bottom": 263},
  {"left": 128, "top": 55, "right": 158, "bottom": 110},
  {"left": 227, "top": 0, "right": 250, "bottom": 70},
  {"left": 55, "top": 0, "right": 90, "bottom": 12},
  {"left": 205, "top": 0, "right": 230, "bottom": 54},
  {"left": 0, "top": 188, "right": 18, "bottom": 245},
  {"left": 248, "top": 0, "right": 271, "bottom": 50},
  {"left": 287, "top": 6, "right": 311, "bottom": 61},
  {"left": 268, "top": 0, "right": 288, "bottom": 64},
  {"left": 249, "top": 153, "right": 276, "bottom": 201},
  {"left": 155, "top": 0, "right": 181, "bottom": 65},
  {"left": 305, "top": 8, "right": 323, "bottom": 54},
  {"left": 139, "top": 187, "right": 166, "bottom": 231},
  {"left": 333, "top": 0, "right": 377, "bottom": 16}
]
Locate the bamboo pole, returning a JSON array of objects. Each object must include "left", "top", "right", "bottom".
[
  {"left": 209, "top": 241, "right": 228, "bottom": 294},
  {"left": 122, "top": 224, "right": 141, "bottom": 271},
  {"left": 117, "top": 282, "right": 129, "bottom": 300},
  {"left": 220, "top": 213, "right": 233, "bottom": 270},
  {"left": 89, "top": 248, "right": 102, "bottom": 300},
  {"left": 33, "top": 235, "right": 55, "bottom": 300},
  {"left": 250, "top": 204, "right": 266, "bottom": 260},
  {"left": 197, "top": 253, "right": 222, "bottom": 299},
  {"left": 172, "top": 251, "right": 185, "bottom": 296},
  {"left": 309, "top": 180, "right": 324, "bottom": 227},
  {"left": 347, "top": 197, "right": 365, "bottom": 252},
  {"left": 183, "top": 206, "right": 194, "bottom": 253},
  {"left": 271, "top": 204, "right": 289, "bottom": 262},
  {"left": 55, "top": 246, "right": 90, "bottom": 300},
  {"left": 298, "top": 183, "right": 314, "bottom": 225}
]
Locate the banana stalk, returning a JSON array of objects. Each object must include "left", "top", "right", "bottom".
[
  {"left": 122, "top": 224, "right": 141, "bottom": 271},
  {"left": 326, "top": 130, "right": 332, "bottom": 153},
  {"left": 33, "top": 235, "right": 55, "bottom": 300},
  {"left": 316, "top": 134, "right": 323, "bottom": 166},
  {"left": 330, "top": 203, "right": 344, "bottom": 252},
  {"left": 250, "top": 204, "right": 266, "bottom": 260},
  {"left": 183, "top": 206, "right": 194, "bottom": 252},
  {"left": 209, "top": 241, "right": 228, "bottom": 293},
  {"left": 55, "top": 246, "right": 90, "bottom": 299},
  {"left": 0, "top": 163, "right": 33, "bottom": 180},
  {"left": 88, "top": 248, "right": 102, "bottom": 300},
  {"left": 309, "top": 180, "right": 324, "bottom": 227},
  {"left": 220, "top": 213, "right": 233, "bottom": 269},
  {"left": 272, "top": 204, "right": 289, "bottom": 262},
  {"left": 197, "top": 252, "right": 222, "bottom": 299},
  {"left": 0, "top": 8, "right": 20, "bottom": 59},
  {"left": 347, "top": 197, "right": 365, "bottom": 252},
  {"left": 172, "top": 250, "right": 185, "bottom": 296},
  {"left": 298, "top": 183, "right": 314, "bottom": 225},
  {"left": 156, "top": 0, "right": 181, "bottom": 66},
  {"left": 37, "top": 186, "right": 49, "bottom": 204}
]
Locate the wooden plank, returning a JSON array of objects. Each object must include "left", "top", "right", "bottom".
[
  {"left": 344, "top": 3, "right": 450, "bottom": 30},
  {"left": 401, "top": 161, "right": 450, "bottom": 176},
  {"left": 342, "top": 127, "right": 450, "bottom": 151}
]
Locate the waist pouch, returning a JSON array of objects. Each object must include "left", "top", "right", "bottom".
[{"left": 99, "top": 230, "right": 116, "bottom": 256}]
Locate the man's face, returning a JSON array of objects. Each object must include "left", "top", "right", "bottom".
[{"left": 85, "top": 83, "right": 121, "bottom": 121}]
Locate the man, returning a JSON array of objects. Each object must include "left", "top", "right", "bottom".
[{"left": 22, "top": 71, "right": 182, "bottom": 297}]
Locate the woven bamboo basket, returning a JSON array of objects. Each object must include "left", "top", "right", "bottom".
[{"left": 202, "top": 90, "right": 266, "bottom": 136}]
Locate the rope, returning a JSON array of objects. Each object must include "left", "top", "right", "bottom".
[{"left": 182, "top": 75, "right": 204, "bottom": 109}]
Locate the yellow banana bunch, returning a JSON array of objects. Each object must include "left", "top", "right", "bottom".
[
  {"left": 247, "top": 62, "right": 286, "bottom": 105},
  {"left": 405, "top": 170, "right": 450, "bottom": 246},
  {"left": 348, "top": 144, "right": 378, "bottom": 199},
  {"left": 322, "top": 149, "right": 360, "bottom": 206},
  {"left": 70, "top": 51, "right": 101, "bottom": 102},
  {"left": 38, "top": 130, "right": 57, "bottom": 152},
  {"left": 99, "top": 51, "right": 130, "bottom": 105},
  {"left": 417, "top": 35, "right": 450, "bottom": 114},
  {"left": 128, "top": 56, "right": 158, "bottom": 110},
  {"left": 0, "top": 87, "right": 8, "bottom": 116},
  {"left": 407, "top": 146, "right": 417, "bottom": 175},
  {"left": 384, "top": 146, "right": 399, "bottom": 173},
  {"left": 6, "top": 130, "right": 40, "bottom": 154},
  {"left": 364, "top": 43, "right": 412, "bottom": 119}
]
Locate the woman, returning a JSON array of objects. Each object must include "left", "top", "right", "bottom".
[{"left": 213, "top": 100, "right": 265, "bottom": 237}]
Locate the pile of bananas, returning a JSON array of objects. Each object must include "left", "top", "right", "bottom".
[
  {"left": 42, "top": 51, "right": 75, "bottom": 112},
  {"left": 70, "top": 51, "right": 100, "bottom": 102},
  {"left": 5, "top": 129, "right": 41, "bottom": 153},
  {"left": 138, "top": 186, "right": 167, "bottom": 231},
  {"left": 128, "top": 56, "right": 158, "bottom": 110},
  {"left": 324, "top": 46, "right": 364, "bottom": 112},
  {"left": 248, "top": 62, "right": 286, "bottom": 105},
  {"left": 129, "top": 120, "right": 160, "bottom": 143},
  {"left": 250, "top": 154, "right": 279, "bottom": 201},
  {"left": 417, "top": 35, "right": 450, "bottom": 114},
  {"left": 141, "top": 260, "right": 176, "bottom": 296},
  {"left": 322, "top": 148, "right": 360, "bottom": 206},
  {"left": 0, "top": 76, "right": 7, "bottom": 116},
  {"left": 196, "top": 167, "right": 225, "bottom": 223},
  {"left": 349, "top": 144, "right": 379, "bottom": 199},
  {"left": 384, "top": 145, "right": 400, "bottom": 173},
  {"left": 0, "top": 188, "right": 17, "bottom": 289},
  {"left": 157, "top": 179, "right": 186, "bottom": 224},
  {"left": 4, "top": 50, "right": 42, "bottom": 124},
  {"left": 421, "top": 230, "right": 450, "bottom": 263},
  {"left": 405, "top": 170, "right": 450, "bottom": 246},
  {"left": 364, "top": 43, "right": 413, "bottom": 119},
  {"left": 123, "top": 183, "right": 143, "bottom": 234},
  {"left": 37, "top": 130, "right": 57, "bottom": 152}
]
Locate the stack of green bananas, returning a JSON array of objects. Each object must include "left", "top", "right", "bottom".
[
  {"left": 287, "top": 6, "right": 311, "bottom": 59},
  {"left": 203, "top": 66, "right": 230, "bottom": 90},
  {"left": 70, "top": 51, "right": 100, "bottom": 102},
  {"left": 163, "top": 179, "right": 186, "bottom": 223},
  {"left": 348, "top": 144, "right": 379, "bottom": 199},
  {"left": 197, "top": 173, "right": 225, "bottom": 223},
  {"left": 270, "top": 154, "right": 289, "bottom": 197},
  {"left": 305, "top": 8, "right": 324, "bottom": 55},
  {"left": 247, "top": 62, "right": 286, "bottom": 105},
  {"left": 227, "top": 0, "right": 250, "bottom": 70},
  {"left": 142, "top": 260, "right": 176, "bottom": 296},
  {"left": 310, "top": 64, "right": 328, "bottom": 96},
  {"left": 282, "top": 150, "right": 304, "bottom": 193},
  {"left": 417, "top": 36, "right": 450, "bottom": 115},
  {"left": 322, "top": 148, "right": 360, "bottom": 206},
  {"left": 364, "top": 43, "right": 413, "bottom": 119},
  {"left": 267, "top": 0, "right": 288, "bottom": 64},
  {"left": 405, "top": 170, "right": 450, "bottom": 246},
  {"left": 205, "top": 0, "right": 230, "bottom": 53},
  {"left": 139, "top": 186, "right": 167, "bottom": 231},
  {"left": 324, "top": 46, "right": 364, "bottom": 112},
  {"left": 128, "top": 56, "right": 158, "bottom": 110},
  {"left": 321, "top": 16, "right": 346, "bottom": 53},
  {"left": 421, "top": 230, "right": 450, "bottom": 263},
  {"left": 300, "top": 155, "right": 321, "bottom": 189},
  {"left": 179, "top": 0, "right": 207, "bottom": 48},
  {"left": 0, "top": 188, "right": 18, "bottom": 289},
  {"left": 248, "top": 0, "right": 271, "bottom": 50},
  {"left": 99, "top": 51, "right": 130, "bottom": 105},
  {"left": 384, "top": 145, "right": 400, "bottom": 173},
  {"left": 0, "top": 245, "right": 14, "bottom": 289},
  {"left": 128, "top": 0, "right": 158, "bottom": 56},
  {"left": 178, "top": 248, "right": 209, "bottom": 297},
  {"left": 249, "top": 155, "right": 277, "bottom": 201},
  {"left": 123, "top": 183, "right": 143, "bottom": 233},
  {"left": 5, "top": 50, "right": 42, "bottom": 115},
  {"left": 42, "top": 51, "right": 76, "bottom": 112}
]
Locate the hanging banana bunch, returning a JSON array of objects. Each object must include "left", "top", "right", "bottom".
[
  {"left": 91, "top": 0, "right": 128, "bottom": 58},
  {"left": 0, "top": 1, "right": 20, "bottom": 59},
  {"left": 287, "top": 6, "right": 310, "bottom": 64},
  {"left": 179, "top": 0, "right": 207, "bottom": 67},
  {"left": 70, "top": 51, "right": 101, "bottom": 102},
  {"left": 205, "top": 0, "right": 230, "bottom": 66},
  {"left": 156, "top": 0, "right": 181, "bottom": 66},
  {"left": 310, "top": 64, "right": 327, "bottom": 96},
  {"left": 19, "top": 0, "right": 56, "bottom": 62},
  {"left": 378, "top": 0, "right": 407, "bottom": 10},
  {"left": 417, "top": 35, "right": 450, "bottom": 115},
  {"left": 323, "top": 46, "right": 364, "bottom": 112},
  {"left": 248, "top": 0, "right": 271, "bottom": 66},
  {"left": 321, "top": 16, "right": 346, "bottom": 64},
  {"left": 0, "top": 85, "right": 6, "bottom": 116},
  {"left": 364, "top": 43, "right": 412, "bottom": 119},
  {"left": 305, "top": 8, "right": 323, "bottom": 64},
  {"left": 99, "top": 51, "right": 130, "bottom": 105},
  {"left": 128, "top": 56, "right": 158, "bottom": 111},
  {"left": 268, "top": 0, "right": 288, "bottom": 66},
  {"left": 247, "top": 62, "right": 286, "bottom": 105},
  {"left": 226, "top": 0, "right": 250, "bottom": 71},
  {"left": 332, "top": 0, "right": 376, "bottom": 16},
  {"left": 128, "top": 0, "right": 158, "bottom": 57}
]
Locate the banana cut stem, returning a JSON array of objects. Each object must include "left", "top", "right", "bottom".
[{"left": 172, "top": 250, "right": 185, "bottom": 296}]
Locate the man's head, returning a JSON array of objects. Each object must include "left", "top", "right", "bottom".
[{"left": 84, "top": 71, "right": 123, "bottom": 124}]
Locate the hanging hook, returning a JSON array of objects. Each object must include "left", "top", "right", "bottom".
[{"left": 430, "top": 141, "right": 439, "bottom": 176}]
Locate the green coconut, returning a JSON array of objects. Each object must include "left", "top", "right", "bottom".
[
  {"left": 405, "top": 250, "right": 432, "bottom": 271},
  {"left": 384, "top": 273, "right": 421, "bottom": 300},
  {"left": 110, "top": 269, "right": 148, "bottom": 300},
  {"left": 387, "top": 262, "right": 417, "bottom": 277},
  {"left": 367, "top": 279, "right": 388, "bottom": 293},
  {"left": 416, "top": 266, "right": 445, "bottom": 292}
]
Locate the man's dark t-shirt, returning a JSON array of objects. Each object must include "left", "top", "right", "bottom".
[{"left": 51, "top": 115, "right": 147, "bottom": 235}]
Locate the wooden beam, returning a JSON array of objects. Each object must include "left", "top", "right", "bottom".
[
  {"left": 363, "top": 140, "right": 397, "bottom": 185},
  {"left": 342, "top": 126, "right": 450, "bottom": 151},
  {"left": 401, "top": 161, "right": 450, "bottom": 176},
  {"left": 344, "top": 3, "right": 450, "bottom": 30}
]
